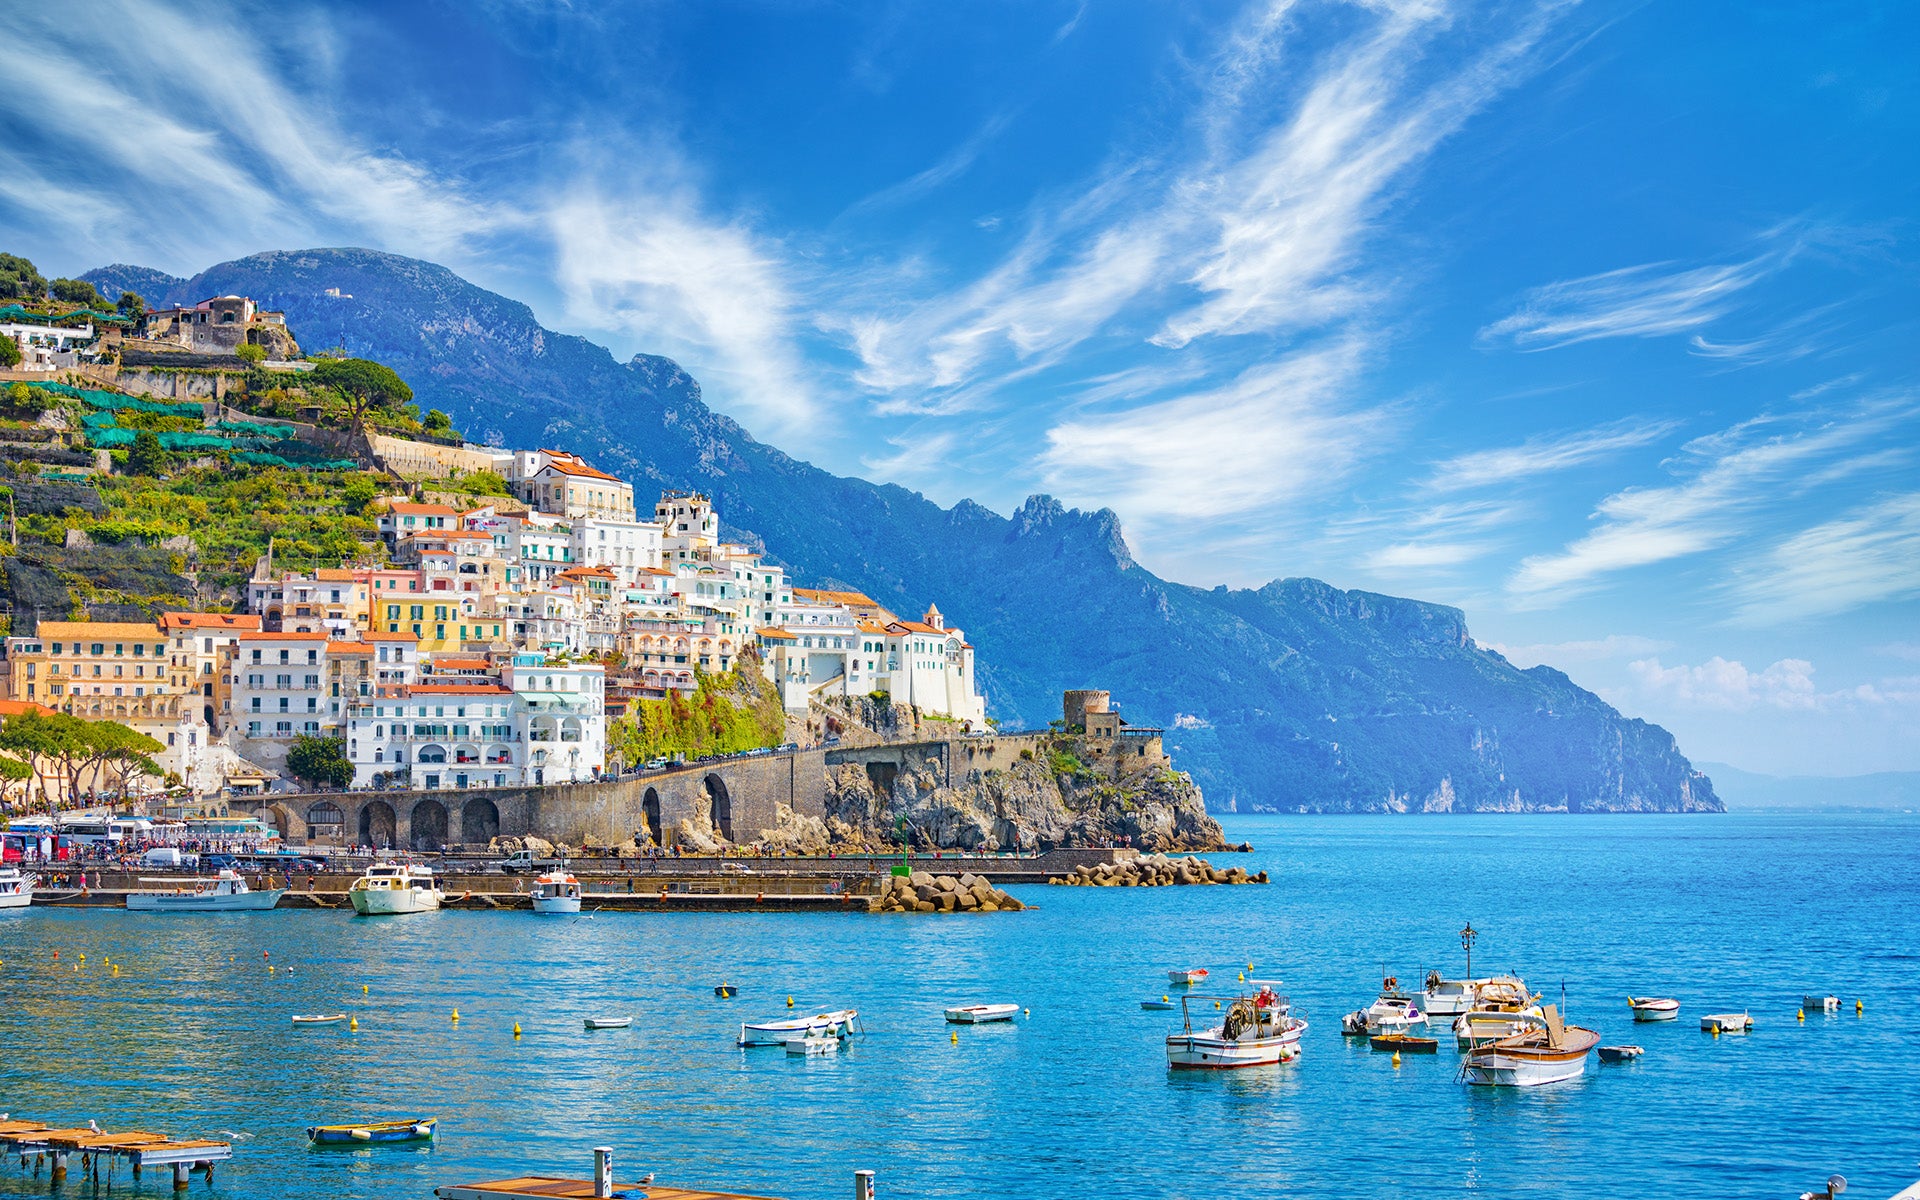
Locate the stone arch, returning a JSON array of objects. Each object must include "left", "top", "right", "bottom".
[
  {"left": 411, "top": 799, "right": 448, "bottom": 851},
  {"left": 359, "top": 800, "right": 396, "bottom": 848},
  {"left": 705, "top": 774, "right": 733, "bottom": 841},
  {"left": 306, "top": 801, "right": 344, "bottom": 842},
  {"left": 264, "top": 803, "right": 297, "bottom": 841},
  {"left": 642, "top": 787, "right": 662, "bottom": 847},
  {"left": 461, "top": 797, "right": 499, "bottom": 844},
  {"left": 418, "top": 742, "right": 447, "bottom": 763}
]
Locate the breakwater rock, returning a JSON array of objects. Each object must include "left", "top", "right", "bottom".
[
  {"left": 1049, "top": 853, "right": 1266, "bottom": 887},
  {"left": 868, "top": 870, "right": 1028, "bottom": 914}
]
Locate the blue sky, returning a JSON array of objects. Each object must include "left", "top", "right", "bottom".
[{"left": 2, "top": 1, "right": 1916, "bottom": 776}]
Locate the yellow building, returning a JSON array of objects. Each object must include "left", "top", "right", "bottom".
[{"left": 375, "top": 595, "right": 506, "bottom": 653}]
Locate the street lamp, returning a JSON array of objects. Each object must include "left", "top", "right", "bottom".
[{"left": 1461, "top": 923, "right": 1478, "bottom": 981}]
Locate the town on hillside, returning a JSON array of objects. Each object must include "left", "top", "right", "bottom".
[{"left": 0, "top": 266, "right": 987, "bottom": 824}]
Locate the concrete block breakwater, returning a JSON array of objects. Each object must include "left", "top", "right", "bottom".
[{"left": 1049, "top": 854, "right": 1266, "bottom": 886}]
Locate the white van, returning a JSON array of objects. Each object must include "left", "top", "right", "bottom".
[{"left": 140, "top": 847, "right": 198, "bottom": 869}]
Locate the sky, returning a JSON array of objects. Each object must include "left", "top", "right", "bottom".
[{"left": 1, "top": 0, "right": 1916, "bottom": 777}]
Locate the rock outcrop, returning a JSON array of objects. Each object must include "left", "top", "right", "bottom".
[
  {"left": 1050, "top": 854, "right": 1266, "bottom": 887},
  {"left": 869, "top": 869, "right": 1027, "bottom": 914}
]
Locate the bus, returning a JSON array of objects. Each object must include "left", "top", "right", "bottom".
[{"left": 2, "top": 831, "right": 72, "bottom": 862}]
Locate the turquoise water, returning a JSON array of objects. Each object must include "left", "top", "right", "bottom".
[{"left": 2, "top": 812, "right": 1917, "bottom": 1200}]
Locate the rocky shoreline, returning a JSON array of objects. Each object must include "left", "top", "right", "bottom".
[{"left": 1050, "top": 853, "right": 1265, "bottom": 887}]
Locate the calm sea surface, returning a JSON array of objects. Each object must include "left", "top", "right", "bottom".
[{"left": 2, "top": 812, "right": 1917, "bottom": 1200}]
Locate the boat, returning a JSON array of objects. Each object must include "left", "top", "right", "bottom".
[
  {"left": 1141, "top": 999, "right": 1176, "bottom": 1011},
  {"left": 348, "top": 862, "right": 443, "bottom": 916},
  {"left": 126, "top": 869, "right": 284, "bottom": 912},
  {"left": 738, "top": 1008, "right": 859, "bottom": 1047},
  {"left": 1459, "top": 1005, "right": 1599, "bottom": 1086},
  {"left": 584, "top": 1017, "right": 631, "bottom": 1030},
  {"left": 1598, "top": 1044, "right": 1644, "bottom": 1062},
  {"left": 1342, "top": 976, "right": 1428, "bottom": 1036},
  {"left": 291, "top": 1014, "right": 349, "bottom": 1026},
  {"left": 714, "top": 984, "right": 737, "bottom": 998},
  {"left": 1370, "top": 1033, "right": 1439, "bottom": 1053},
  {"left": 306, "top": 1118, "right": 437, "bottom": 1145},
  {"left": 1701, "top": 1012, "right": 1752, "bottom": 1033},
  {"left": 1165, "top": 985, "right": 1307, "bottom": 1069},
  {"left": 1452, "top": 979, "right": 1547, "bottom": 1048},
  {"left": 530, "top": 869, "right": 583, "bottom": 915},
  {"left": 1423, "top": 972, "right": 1531, "bottom": 1020},
  {"left": 0, "top": 866, "right": 38, "bottom": 909},
  {"left": 1804, "top": 994, "right": 1840, "bottom": 1013},
  {"left": 787, "top": 1035, "right": 840, "bottom": 1056},
  {"left": 945, "top": 1003, "right": 1019, "bottom": 1024},
  {"left": 1628, "top": 996, "right": 1681, "bottom": 1021},
  {"left": 1168, "top": 967, "right": 1211, "bottom": 986}
]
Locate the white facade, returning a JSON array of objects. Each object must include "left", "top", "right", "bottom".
[
  {"left": 570, "top": 517, "right": 663, "bottom": 584},
  {"left": 504, "top": 657, "right": 606, "bottom": 785},
  {"left": 232, "top": 633, "right": 333, "bottom": 740}
]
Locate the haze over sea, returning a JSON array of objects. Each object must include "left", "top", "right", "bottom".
[{"left": 3, "top": 812, "right": 1916, "bottom": 1200}]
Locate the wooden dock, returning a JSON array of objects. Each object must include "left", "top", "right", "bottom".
[
  {"left": 435, "top": 1179, "right": 784, "bottom": 1200},
  {"left": 0, "top": 1118, "right": 231, "bottom": 1189}
]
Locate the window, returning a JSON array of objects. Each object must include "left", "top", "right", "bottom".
[{"left": 133, "top": 644, "right": 145, "bottom": 657}]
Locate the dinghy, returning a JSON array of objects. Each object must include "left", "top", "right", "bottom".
[
  {"left": 584, "top": 1017, "right": 632, "bottom": 1030},
  {"left": 1168, "top": 967, "right": 1210, "bottom": 986},
  {"left": 787, "top": 1035, "right": 840, "bottom": 1056},
  {"left": 291, "top": 1014, "right": 348, "bottom": 1026},
  {"left": 1701, "top": 1012, "right": 1752, "bottom": 1033},
  {"left": 1598, "top": 1044, "right": 1644, "bottom": 1062},
  {"left": 1370, "top": 1033, "right": 1438, "bottom": 1053},
  {"left": 307, "top": 1118, "right": 436, "bottom": 1145},
  {"left": 1628, "top": 996, "right": 1680, "bottom": 1021},
  {"left": 738, "top": 1009, "right": 859, "bottom": 1047},
  {"left": 1459, "top": 1005, "right": 1598, "bottom": 1087},
  {"left": 944, "top": 1003, "right": 1019, "bottom": 1024},
  {"left": 1141, "top": 999, "right": 1176, "bottom": 1010}
]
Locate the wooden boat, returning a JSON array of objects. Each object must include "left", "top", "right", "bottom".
[
  {"left": 584, "top": 1017, "right": 631, "bottom": 1030},
  {"left": 1701, "top": 1012, "right": 1752, "bottom": 1033},
  {"left": 291, "top": 1013, "right": 348, "bottom": 1026},
  {"left": 1141, "top": 999, "right": 1176, "bottom": 1010},
  {"left": 944, "top": 1003, "right": 1018, "bottom": 1024},
  {"left": 1370, "top": 1033, "right": 1438, "bottom": 1053},
  {"left": 1460, "top": 1005, "right": 1599, "bottom": 1086},
  {"left": 1598, "top": 1044, "right": 1644, "bottom": 1062},
  {"left": 1629, "top": 996, "right": 1680, "bottom": 1021},
  {"left": 738, "top": 1009, "right": 858, "bottom": 1047},
  {"left": 1168, "top": 967, "right": 1210, "bottom": 985},
  {"left": 1165, "top": 986, "right": 1306, "bottom": 1069},
  {"left": 306, "top": 1118, "right": 436, "bottom": 1145},
  {"left": 713, "top": 984, "right": 737, "bottom": 998}
]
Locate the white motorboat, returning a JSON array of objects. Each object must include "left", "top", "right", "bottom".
[
  {"left": 738, "top": 1008, "right": 859, "bottom": 1047},
  {"left": 585, "top": 1017, "right": 632, "bottom": 1030},
  {"left": 1342, "top": 976, "right": 1428, "bottom": 1036},
  {"left": 787, "top": 1035, "right": 840, "bottom": 1056},
  {"left": 1629, "top": 996, "right": 1681, "bottom": 1021},
  {"left": 1460, "top": 1005, "right": 1599, "bottom": 1087},
  {"left": 530, "top": 869, "right": 583, "bottom": 914},
  {"left": 291, "top": 1013, "right": 348, "bottom": 1026},
  {"left": 1168, "top": 967, "right": 1211, "bottom": 986},
  {"left": 1165, "top": 985, "right": 1307, "bottom": 1069},
  {"left": 1424, "top": 972, "right": 1530, "bottom": 1020},
  {"left": 1451, "top": 978, "right": 1546, "bottom": 1048},
  {"left": 126, "top": 869, "right": 283, "bottom": 912},
  {"left": 1701, "top": 1012, "right": 1752, "bottom": 1033},
  {"left": 945, "top": 1003, "right": 1019, "bottom": 1024},
  {"left": 0, "top": 866, "right": 37, "bottom": 910},
  {"left": 348, "top": 861, "right": 444, "bottom": 915}
]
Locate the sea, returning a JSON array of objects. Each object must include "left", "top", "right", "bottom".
[{"left": 1, "top": 811, "right": 1916, "bottom": 1200}]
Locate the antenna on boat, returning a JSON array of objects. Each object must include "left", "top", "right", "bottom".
[{"left": 1460, "top": 923, "right": 1477, "bottom": 980}]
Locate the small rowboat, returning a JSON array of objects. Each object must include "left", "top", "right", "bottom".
[
  {"left": 787, "top": 1035, "right": 839, "bottom": 1056},
  {"left": 1370, "top": 1033, "right": 1438, "bottom": 1053},
  {"left": 1701, "top": 1012, "right": 1752, "bottom": 1033},
  {"left": 1141, "top": 999, "right": 1176, "bottom": 1010},
  {"left": 945, "top": 1003, "right": 1018, "bottom": 1024},
  {"left": 1628, "top": 996, "right": 1680, "bottom": 1021},
  {"left": 291, "top": 1013, "right": 348, "bottom": 1026},
  {"left": 1168, "top": 967, "right": 1210, "bottom": 986},
  {"left": 1803, "top": 994, "right": 1840, "bottom": 1013},
  {"left": 584, "top": 1017, "right": 631, "bottom": 1030},
  {"left": 714, "top": 984, "right": 737, "bottom": 998},
  {"left": 307, "top": 1118, "right": 436, "bottom": 1145},
  {"left": 1598, "top": 1044, "right": 1644, "bottom": 1062}
]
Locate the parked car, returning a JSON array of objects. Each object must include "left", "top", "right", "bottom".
[
  {"left": 139, "top": 847, "right": 198, "bottom": 870},
  {"left": 497, "top": 848, "right": 563, "bottom": 875}
]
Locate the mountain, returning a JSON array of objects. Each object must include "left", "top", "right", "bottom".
[
  {"left": 84, "top": 248, "right": 1722, "bottom": 813},
  {"left": 1696, "top": 762, "right": 1920, "bottom": 811}
]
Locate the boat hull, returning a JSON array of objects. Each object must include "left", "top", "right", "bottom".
[
  {"left": 127, "top": 889, "right": 284, "bottom": 912},
  {"left": 1166, "top": 1032, "right": 1302, "bottom": 1069},
  {"left": 0, "top": 891, "right": 34, "bottom": 910},
  {"left": 350, "top": 887, "right": 442, "bottom": 915},
  {"left": 307, "top": 1119, "right": 436, "bottom": 1145},
  {"left": 1631, "top": 1006, "right": 1679, "bottom": 1022},
  {"left": 1462, "top": 1028, "right": 1600, "bottom": 1087},
  {"left": 945, "top": 1005, "right": 1018, "bottom": 1024},
  {"left": 739, "top": 1010, "right": 858, "bottom": 1046},
  {"left": 531, "top": 894, "right": 582, "bottom": 914}
]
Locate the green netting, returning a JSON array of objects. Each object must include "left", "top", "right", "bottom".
[
  {"left": 232, "top": 445, "right": 359, "bottom": 471},
  {"left": 24, "top": 382, "right": 82, "bottom": 398},
  {"left": 212, "top": 419, "right": 295, "bottom": 438},
  {"left": 0, "top": 305, "right": 127, "bottom": 325},
  {"left": 79, "top": 411, "right": 118, "bottom": 430},
  {"left": 78, "top": 391, "right": 205, "bottom": 417},
  {"left": 89, "top": 428, "right": 261, "bottom": 451}
]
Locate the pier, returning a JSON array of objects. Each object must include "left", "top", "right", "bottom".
[{"left": 0, "top": 1118, "right": 231, "bottom": 1189}]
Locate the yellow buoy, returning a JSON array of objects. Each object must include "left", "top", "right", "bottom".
[
  {"left": 1214, "top": 1000, "right": 1221, "bottom": 1009},
  {"left": 112, "top": 965, "right": 118, "bottom": 976},
  {"left": 1024, "top": 1008, "right": 1031, "bottom": 1017},
  {"left": 1238, "top": 972, "right": 1245, "bottom": 982},
  {"left": 513, "top": 1022, "right": 522, "bottom": 1038},
  {"left": 1392, "top": 1051, "right": 1401, "bottom": 1067},
  {"left": 1856, "top": 999, "right": 1864, "bottom": 1014},
  {"left": 1712, "top": 1026, "right": 1720, "bottom": 1037},
  {"left": 362, "top": 984, "right": 369, "bottom": 994},
  {"left": 268, "top": 965, "right": 275, "bottom": 974},
  {"left": 1162, "top": 995, "right": 1170, "bottom": 1002},
  {"left": 786, "top": 995, "right": 794, "bottom": 1008},
  {"left": 1798, "top": 1009, "right": 1805, "bottom": 1022},
  {"left": 349, "top": 1017, "right": 358, "bottom": 1031},
  {"left": 451, "top": 1009, "right": 461, "bottom": 1022},
  {"left": 950, "top": 1031, "right": 958, "bottom": 1044}
]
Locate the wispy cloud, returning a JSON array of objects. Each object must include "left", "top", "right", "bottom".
[
  {"left": 840, "top": 111, "right": 1019, "bottom": 218},
  {"left": 1729, "top": 492, "right": 1920, "bottom": 624},
  {"left": 1425, "top": 417, "right": 1678, "bottom": 491},
  {"left": 1479, "top": 254, "right": 1781, "bottom": 350}
]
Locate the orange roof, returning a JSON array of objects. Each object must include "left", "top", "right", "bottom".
[
  {"left": 313, "top": 569, "right": 359, "bottom": 581},
  {"left": 368, "top": 632, "right": 421, "bottom": 642},
  {"left": 238, "top": 630, "right": 331, "bottom": 642},
  {"left": 159, "top": 612, "right": 261, "bottom": 632},
  {"left": 558, "top": 565, "right": 617, "bottom": 579},
  {"left": 890, "top": 621, "right": 946, "bottom": 635},
  {"left": 638, "top": 567, "right": 675, "bottom": 577},
  {"left": 855, "top": 621, "right": 889, "bottom": 635},
  {"left": 407, "top": 528, "right": 494, "bottom": 542},
  {"left": 385, "top": 502, "right": 459, "bottom": 517},
  {"left": 0, "top": 700, "right": 54, "bottom": 717},
  {"left": 795, "top": 587, "right": 880, "bottom": 608},
  {"left": 755, "top": 627, "right": 798, "bottom": 641},
  {"left": 327, "top": 643, "right": 375, "bottom": 656},
  {"left": 536, "top": 457, "right": 624, "bottom": 483}
]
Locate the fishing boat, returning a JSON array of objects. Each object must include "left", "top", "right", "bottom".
[
  {"left": 1165, "top": 985, "right": 1307, "bottom": 1069},
  {"left": 584, "top": 1017, "right": 631, "bottom": 1030},
  {"left": 0, "top": 866, "right": 38, "bottom": 910},
  {"left": 1629, "top": 996, "right": 1681, "bottom": 1021},
  {"left": 348, "top": 862, "right": 443, "bottom": 916},
  {"left": 529, "top": 868, "right": 583, "bottom": 914},
  {"left": 1422, "top": 972, "right": 1532, "bottom": 1020},
  {"left": 737, "top": 1008, "right": 859, "bottom": 1047},
  {"left": 787, "top": 1035, "right": 840, "bottom": 1056},
  {"left": 291, "top": 1013, "right": 349, "bottom": 1026},
  {"left": 1598, "top": 1044, "right": 1644, "bottom": 1062},
  {"left": 1459, "top": 1005, "right": 1599, "bottom": 1087},
  {"left": 944, "top": 1003, "right": 1018, "bottom": 1024},
  {"left": 1370, "top": 1033, "right": 1439, "bottom": 1053},
  {"left": 1341, "top": 976, "right": 1428, "bottom": 1036},
  {"left": 1452, "top": 979, "right": 1547, "bottom": 1048},
  {"left": 1701, "top": 1012, "right": 1752, "bottom": 1033},
  {"left": 126, "top": 869, "right": 283, "bottom": 912},
  {"left": 1804, "top": 994, "right": 1840, "bottom": 1013},
  {"left": 1141, "top": 999, "right": 1176, "bottom": 1011},
  {"left": 306, "top": 1118, "right": 437, "bottom": 1145},
  {"left": 1168, "top": 967, "right": 1211, "bottom": 986}
]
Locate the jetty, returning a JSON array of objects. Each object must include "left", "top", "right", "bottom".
[
  {"left": 435, "top": 1148, "right": 824, "bottom": 1200},
  {"left": 0, "top": 1117, "right": 231, "bottom": 1189}
]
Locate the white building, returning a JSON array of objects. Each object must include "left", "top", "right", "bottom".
[
  {"left": 512, "top": 449, "right": 637, "bottom": 522},
  {"left": 570, "top": 517, "right": 663, "bottom": 584},
  {"left": 504, "top": 655, "right": 606, "bottom": 785},
  {"left": 232, "top": 631, "right": 333, "bottom": 741}
]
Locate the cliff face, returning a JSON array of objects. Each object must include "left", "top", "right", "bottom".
[{"left": 83, "top": 249, "right": 1722, "bottom": 814}]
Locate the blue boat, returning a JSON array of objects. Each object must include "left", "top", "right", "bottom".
[{"left": 307, "top": 1118, "right": 436, "bottom": 1145}]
